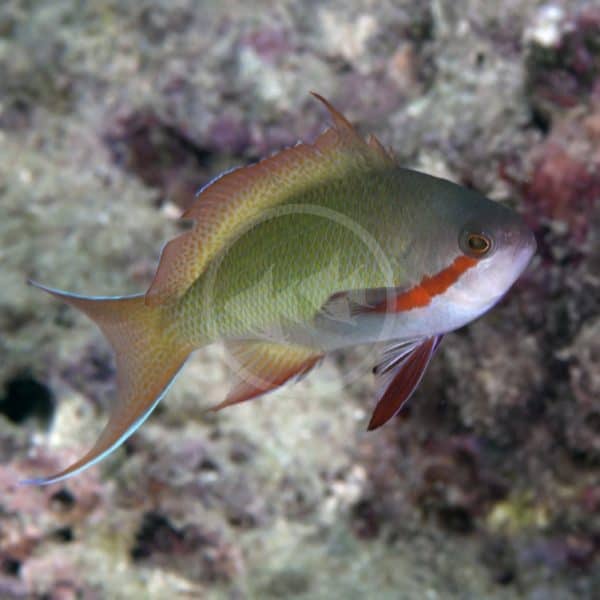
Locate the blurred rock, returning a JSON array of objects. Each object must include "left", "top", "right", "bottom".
[{"left": 0, "top": 0, "right": 598, "bottom": 598}]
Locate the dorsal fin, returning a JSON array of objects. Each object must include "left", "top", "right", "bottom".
[{"left": 145, "top": 93, "right": 395, "bottom": 306}]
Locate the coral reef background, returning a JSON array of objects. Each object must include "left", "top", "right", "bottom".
[{"left": 0, "top": 1, "right": 598, "bottom": 598}]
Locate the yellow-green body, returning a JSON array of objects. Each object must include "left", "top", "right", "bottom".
[
  {"left": 178, "top": 168, "right": 403, "bottom": 345},
  {"left": 174, "top": 165, "right": 501, "bottom": 349}
]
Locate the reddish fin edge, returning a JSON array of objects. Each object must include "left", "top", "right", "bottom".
[{"left": 367, "top": 335, "right": 442, "bottom": 430}]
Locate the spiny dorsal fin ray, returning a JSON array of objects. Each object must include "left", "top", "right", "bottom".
[
  {"left": 145, "top": 93, "right": 395, "bottom": 306},
  {"left": 209, "top": 340, "right": 323, "bottom": 411}
]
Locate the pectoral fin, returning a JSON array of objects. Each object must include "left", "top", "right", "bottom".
[
  {"left": 209, "top": 340, "right": 323, "bottom": 411},
  {"left": 368, "top": 335, "right": 443, "bottom": 430},
  {"left": 319, "top": 288, "right": 400, "bottom": 322}
]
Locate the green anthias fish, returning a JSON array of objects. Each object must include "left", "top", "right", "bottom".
[{"left": 25, "top": 94, "right": 536, "bottom": 485}]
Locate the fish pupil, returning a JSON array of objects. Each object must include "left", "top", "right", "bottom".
[{"left": 467, "top": 234, "right": 490, "bottom": 253}]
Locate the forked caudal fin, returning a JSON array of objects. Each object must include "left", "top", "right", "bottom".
[{"left": 22, "top": 282, "right": 193, "bottom": 485}]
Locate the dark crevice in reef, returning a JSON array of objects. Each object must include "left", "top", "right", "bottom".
[
  {"left": 2, "top": 557, "right": 21, "bottom": 577},
  {"left": 103, "top": 109, "right": 222, "bottom": 212},
  {"left": 130, "top": 512, "right": 183, "bottom": 561},
  {"left": 50, "top": 488, "right": 76, "bottom": 511},
  {"left": 0, "top": 373, "right": 54, "bottom": 426},
  {"left": 52, "top": 526, "right": 74, "bottom": 543},
  {"left": 130, "top": 511, "right": 239, "bottom": 583}
]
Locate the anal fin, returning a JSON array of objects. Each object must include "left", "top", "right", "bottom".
[{"left": 210, "top": 340, "right": 323, "bottom": 411}]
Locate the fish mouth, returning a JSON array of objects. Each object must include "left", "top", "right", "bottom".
[
  {"left": 489, "top": 221, "right": 536, "bottom": 303},
  {"left": 471, "top": 219, "right": 536, "bottom": 309},
  {"left": 512, "top": 222, "right": 537, "bottom": 275}
]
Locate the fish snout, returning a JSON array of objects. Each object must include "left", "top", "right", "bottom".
[{"left": 509, "top": 218, "right": 537, "bottom": 273}]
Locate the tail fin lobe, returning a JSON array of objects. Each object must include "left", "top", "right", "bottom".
[{"left": 23, "top": 282, "right": 192, "bottom": 485}]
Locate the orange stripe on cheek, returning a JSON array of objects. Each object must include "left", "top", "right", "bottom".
[
  {"left": 421, "top": 255, "right": 477, "bottom": 297},
  {"left": 382, "top": 255, "right": 478, "bottom": 313},
  {"left": 392, "top": 286, "right": 430, "bottom": 311}
]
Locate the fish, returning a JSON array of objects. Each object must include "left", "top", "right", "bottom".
[{"left": 24, "top": 93, "right": 536, "bottom": 485}]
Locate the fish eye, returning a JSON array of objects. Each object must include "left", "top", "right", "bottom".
[{"left": 460, "top": 230, "right": 493, "bottom": 257}]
